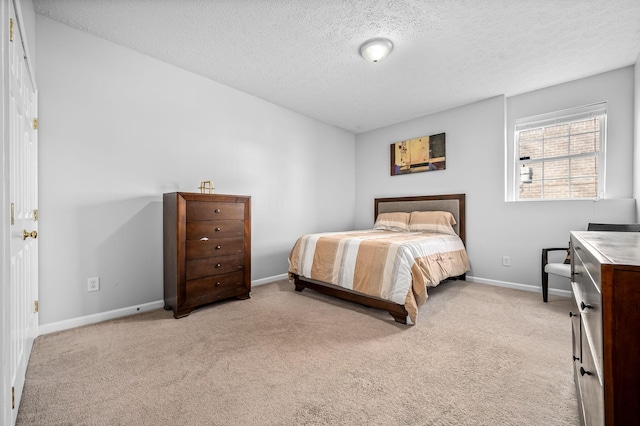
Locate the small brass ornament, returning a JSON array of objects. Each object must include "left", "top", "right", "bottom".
[{"left": 198, "top": 181, "right": 215, "bottom": 194}]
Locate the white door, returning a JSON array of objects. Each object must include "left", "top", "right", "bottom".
[{"left": 6, "top": 2, "right": 38, "bottom": 423}]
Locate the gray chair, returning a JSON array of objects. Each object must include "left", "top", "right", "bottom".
[{"left": 541, "top": 222, "right": 640, "bottom": 302}]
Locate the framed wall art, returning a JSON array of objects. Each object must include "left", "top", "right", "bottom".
[{"left": 390, "top": 133, "right": 446, "bottom": 176}]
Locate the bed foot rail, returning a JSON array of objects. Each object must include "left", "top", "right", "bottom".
[{"left": 292, "top": 274, "right": 409, "bottom": 325}]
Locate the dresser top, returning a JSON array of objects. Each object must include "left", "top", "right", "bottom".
[
  {"left": 572, "top": 231, "right": 640, "bottom": 267},
  {"left": 164, "top": 192, "right": 251, "bottom": 202}
]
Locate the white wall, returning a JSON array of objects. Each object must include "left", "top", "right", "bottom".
[
  {"left": 507, "top": 67, "right": 635, "bottom": 200},
  {"left": 32, "top": 11, "right": 639, "bottom": 325},
  {"left": 36, "top": 16, "right": 355, "bottom": 325},
  {"left": 355, "top": 69, "right": 635, "bottom": 295},
  {"left": 635, "top": 53, "right": 640, "bottom": 219}
]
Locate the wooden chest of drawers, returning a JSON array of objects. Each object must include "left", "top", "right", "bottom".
[
  {"left": 163, "top": 192, "right": 251, "bottom": 318},
  {"left": 570, "top": 231, "right": 640, "bottom": 425}
]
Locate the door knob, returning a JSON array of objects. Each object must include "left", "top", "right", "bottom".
[{"left": 23, "top": 230, "right": 37, "bottom": 240}]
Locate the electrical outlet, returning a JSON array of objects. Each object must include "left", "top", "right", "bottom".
[
  {"left": 88, "top": 276, "right": 100, "bottom": 292},
  {"left": 502, "top": 256, "right": 511, "bottom": 267}
]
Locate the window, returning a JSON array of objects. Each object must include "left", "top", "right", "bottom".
[{"left": 514, "top": 103, "right": 606, "bottom": 200}]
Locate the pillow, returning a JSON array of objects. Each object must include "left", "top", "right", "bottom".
[
  {"left": 373, "top": 212, "right": 410, "bottom": 231},
  {"left": 408, "top": 211, "right": 457, "bottom": 235}
]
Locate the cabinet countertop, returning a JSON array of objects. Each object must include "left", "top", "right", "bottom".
[{"left": 572, "top": 231, "right": 640, "bottom": 267}]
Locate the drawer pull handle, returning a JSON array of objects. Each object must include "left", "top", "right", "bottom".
[
  {"left": 215, "top": 282, "right": 222, "bottom": 287},
  {"left": 569, "top": 312, "right": 578, "bottom": 317},
  {"left": 215, "top": 227, "right": 221, "bottom": 232},
  {"left": 200, "top": 237, "right": 209, "bottom": 241},
  {"left": 215, "top": 263, "right": 221, "bottom": 268},
  {"left": 573, "top": 356, "right": 580, "bottom": 361},
  {"left": 215, "top": 209, "right": 221, "bottom": 213},
  {"left": 580, "top": 301, "right": 593, "bottom": 310},
  {"left": 216, "top": 245, "right": 221, "bottom": 250},
  {"left": 579, "top": 367, "right": 592, "bottom": 377}
]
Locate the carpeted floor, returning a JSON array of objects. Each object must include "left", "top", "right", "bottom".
[{"left": 17, "top": 280, "right": 579, "bottom": 425}]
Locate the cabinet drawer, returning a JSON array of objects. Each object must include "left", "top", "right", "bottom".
[
  {"left": 576, "top": 321, "right": 604, "bottom": 426},
  {"left": 185, "top": 271, "right": 247, "bottom": 306},
  {"left": 570, "top": 285, "right": 581, "bottom": 364},
  {"left": 185, "top": 237, "right": 244, "bottom": 260},
  {"left": 186, "top": 254, "right": 244, "bottom": 280},
  {"left": 573, "top": 243, "right": 602, "bottom": 292},
  {"left": 573, "top": 248, "right": 603, "bottom": 380},
  {"left": 187, "top": 201, "right": 244, "bottom": 221},
  {"left": 186, "top": 220, "right": 244, "bottom": 240}
]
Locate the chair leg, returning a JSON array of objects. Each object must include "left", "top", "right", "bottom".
[{"left": 541, "top": 249, "right": 549, "bottom": 303}]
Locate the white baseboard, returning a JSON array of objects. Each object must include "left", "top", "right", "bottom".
[
  {"left": 252, "top": 273, "right": 289, "bottom": 287},
  {"left": 38, "top": 274, "right": 291, "bottom": 336},
  {"left": 465, "top": 275, "right": 572, "bottom": 298},
  {"left": 38, "top": 300, "right": 166, "bottom": 336},
  {"left": 38, "top": 274, "right": 564, "bottom": 335}
]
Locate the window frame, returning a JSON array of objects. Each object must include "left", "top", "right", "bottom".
[{"left": 513, "top": 103, "right": 607, "bottom": 201}]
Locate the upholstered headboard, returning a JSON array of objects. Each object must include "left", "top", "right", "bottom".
[{"left": 374, "top": 194, "right": 466, "bottom": 245}]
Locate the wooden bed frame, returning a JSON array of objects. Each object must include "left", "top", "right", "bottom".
[{"left": 292, "top": 193, "right": 467, "bottom": 324}]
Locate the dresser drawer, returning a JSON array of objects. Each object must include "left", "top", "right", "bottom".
[
  {"left": 574, "top": 243, "right": 602, "bottom": 292},
  {"left": 186, "top": 254, "right": 244, "bottom": 280},
  {"left": 186, "top": 220, "right": 244, "bottom": 240},
  {"left": 185, "top": 271, "right": 247, "bottom": 307},
  {"left": 573, "top": 247, "right": 603, "bottom": 380},
  {"left": 187, "top": 201, "right": 244, "bottom": 221},
  {"left": 576, "top": 320, "right": 604, "bottom": 426},
  {"left": 185, "top": 237, "right": 244, "bottom": 260},
  {"left": 570, "top": 283, "right": 581, "bottom": 364}
]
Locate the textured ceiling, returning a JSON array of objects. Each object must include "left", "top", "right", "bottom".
[{"left": 33, "top": 0, "right": 640, "bottom": 133}]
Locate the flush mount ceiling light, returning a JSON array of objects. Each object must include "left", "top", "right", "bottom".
[{"left": 359, "top": 37, "right": 393, "bottom": 63}]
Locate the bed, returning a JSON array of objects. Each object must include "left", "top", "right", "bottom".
[{"left": 288, "top": 194, "right": 470, "bottom": 324}]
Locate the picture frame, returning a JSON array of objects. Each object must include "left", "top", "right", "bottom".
[{"left": 390, "top": 133, "right": 446, "bottom": 176}]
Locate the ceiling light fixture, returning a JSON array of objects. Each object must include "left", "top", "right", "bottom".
[{"left": 359, "top": 38, "right": 393, "bottom": 63}]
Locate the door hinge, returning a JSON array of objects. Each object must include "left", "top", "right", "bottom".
[
  {"left": 11, "top": 386, "right": 14, "bottom": 409},
  {"left": 9, "top": 18, "right": 14, "bottom": 42},
  {"left": 33, "top": 117, "right": 38, "bottom": 130},
  {"left": 34, "top": 300, "right": 39, "bottom": 313},
  {"left": 34, "top": 209, "right": 38, "bottom": 221},
  {"left": 10, "top": 203, "right": 15, "bottom": 225}
]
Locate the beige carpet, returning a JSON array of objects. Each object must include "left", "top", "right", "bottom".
[{"left": 17, "top": 280, "right": 579, "bottom": 426}]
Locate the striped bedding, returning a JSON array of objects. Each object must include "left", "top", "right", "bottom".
[{"left": 288, "top": 229, "right": 470, "bottom": 323}]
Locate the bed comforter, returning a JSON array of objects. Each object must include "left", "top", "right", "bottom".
[{"left": 288, "top": 229, "right": 470, "bottom": 323}]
